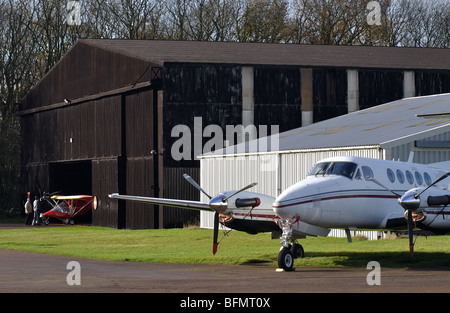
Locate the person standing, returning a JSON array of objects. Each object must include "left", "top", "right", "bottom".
[
  {"left": 32, "top": 196, "right": 41, "bottom": 226},
  {"left": 24, "top": 196, "right": 33, "bottom": 225}
]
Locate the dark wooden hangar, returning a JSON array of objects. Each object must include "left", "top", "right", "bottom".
[{"left": 18, "top": 39, "right": 450, "bottom": 229}]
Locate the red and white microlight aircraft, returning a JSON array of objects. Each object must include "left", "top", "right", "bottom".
[
  {"left": 109, "top": 156, "right": 450, "bottom": 271},
  {"left": 41, "top": 195, "right": 97, "bottom": 225}
]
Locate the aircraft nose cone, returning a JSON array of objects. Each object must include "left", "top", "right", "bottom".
[{"left": 273, "top": 195, "right": 296, "bottom": 219}]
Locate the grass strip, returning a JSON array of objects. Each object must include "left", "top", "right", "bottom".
[{"left": 1, "top": 226, "right": 449, "bottom": 268}]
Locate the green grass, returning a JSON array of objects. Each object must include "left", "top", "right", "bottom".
[{"left": 1, "top": 226, "right": 450, "bottom": 268}]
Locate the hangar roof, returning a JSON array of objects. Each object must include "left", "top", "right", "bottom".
[
  {"left": 80, "top": 39, "right": 450, "bottom": 70},
  {"left": 205, "top": 93, "right": 450, "bottom": 156}
]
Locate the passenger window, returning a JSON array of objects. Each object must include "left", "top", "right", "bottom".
[
  {"left": 406, "top": 170, "right": 414, "bottom": 184},
  {"left": 362, "top": 166, "right": 374, "bottom": 180},
  {"left": 415, "top": 172, "right": 423, "bottom": 185},
  {"left": 396, "top": 170, "right": 405, "bottom": 184},
  {"left": 424, "top": 172, "right": 432, "bottom": 186},
  {"left": 387, "top": 168, "right": 395, "bottom": 183},
  {"left": 354, "top": 168, "right": 362, "bottom": 180}
]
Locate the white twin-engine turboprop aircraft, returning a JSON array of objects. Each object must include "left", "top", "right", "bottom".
[{"left": 109, "top": 156, "right": 450, "bottom": 271}]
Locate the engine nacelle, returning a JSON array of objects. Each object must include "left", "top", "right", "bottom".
[
  {"left": 235, "top": 197, "right": 261, "bottom": 208},
  {"left": 427, "top": 195, "right": 450, "bottom": 206}
]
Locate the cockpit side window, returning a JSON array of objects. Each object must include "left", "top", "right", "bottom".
[{"left": 362, "top": 166, "right": 374, "bottom": 181}]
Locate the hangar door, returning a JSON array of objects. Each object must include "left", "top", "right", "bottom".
[{"left": 49, "top": 160, "right": 93, "bottom": 223}]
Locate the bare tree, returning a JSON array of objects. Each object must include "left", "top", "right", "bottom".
[
  {"left": 103, "top": 0, "right": 165, "bottom": 39},
  {"left": 0, "top": 0, "right": 38, "bottom": 212},
  {"left": 236, "top": 0, "right": 293, "bottom": 43},
  {"left": 400, "top": 0, "right": 449, "bottom": 48}
]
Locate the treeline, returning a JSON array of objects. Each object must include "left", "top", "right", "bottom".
[{"left": 0, "top": 0, "right": 449, "bottom": 212}]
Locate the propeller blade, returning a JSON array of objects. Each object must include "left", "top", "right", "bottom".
[
  {"left": 213, "top": 211, "right": 219, "bottom": 255},
  {"left": 415, "top": 172, "right": 450, "bottom": 199},
  {"left": 222, "top": 182, "right": 257, "bottom": 202},
  {"left": 183, "top": 174, "right": 212, "bottom": 200},
  {"left": 407, "top": 210, "right": 414, "bottom": 257},
  {"left": 369, "top": 178, "right": 401, "bottom": 198}
]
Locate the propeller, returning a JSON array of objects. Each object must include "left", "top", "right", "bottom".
[
  {"left": 396, "top": 172, "right": 450, "bottom": 257},
  {"left": 371, "top": 172, "right": 450, "bottom": 257},
  {"left": 182, "top": 174, "right": 258, "bottom": 255}
]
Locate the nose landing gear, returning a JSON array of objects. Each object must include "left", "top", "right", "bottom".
[{"left": 277, "top": 217, "right": 304, "bottom": 271}]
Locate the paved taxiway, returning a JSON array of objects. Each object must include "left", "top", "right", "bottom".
[{"left": 1, "top": 249, "right": 449, "bottom": 293}]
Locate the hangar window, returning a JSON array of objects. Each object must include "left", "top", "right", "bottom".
[
  {"left": 396, "top": 170, "right": 405, "bottom": 184},
  {"left": 362, "top": 166, "right": 374, "bottom": 180},
  {"left": 406, "top": 171, "right": 414, "bottom": 184},
  {"left": 415, "top": 171, "right": 423, "bottom": 185},
  {"left": 424, "top": 172, "right": 432, "bottom": 186},
  {"left": 387, "top": 168, "right": 395, "bottom": 183}
]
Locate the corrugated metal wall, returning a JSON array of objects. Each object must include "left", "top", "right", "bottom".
[{"left": 386, "top": 130, "right": 450, "bottom": 164}]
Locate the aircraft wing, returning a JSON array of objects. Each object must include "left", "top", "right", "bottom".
[
  {"left": 108, "top": 193, "right": 212, "bottom": 211},
  {"left": 52, "top": 195, "right": 93, "bottom": 200}
]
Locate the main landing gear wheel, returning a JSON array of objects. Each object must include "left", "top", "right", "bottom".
[
  {"left": 278, "top": 247, "right": 294, "bottom": 271},
  {"left": 64, "top": 219, "right": 75, "bottom": 225}
]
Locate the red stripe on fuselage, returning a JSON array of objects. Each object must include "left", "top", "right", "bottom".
[{"left": 272, "top": 194, "right": 398, "bottom": 209}]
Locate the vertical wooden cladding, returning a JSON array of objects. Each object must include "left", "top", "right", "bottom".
[
  {"left": 125, "top": 91, "right": 154, "bottom": 157},
  {"left": 313, "top": 68, "right": 347, "bottom": 122},
  {"left": 163, "top": 64, "right": 242, "bottom": 168},
  {"left": 358, "top": 70, "right": 403, "bottom": 110},
  {"left": 415, "top": 70, "right": 450, "bottom": 96},
  {"left": 254, "top": 67, "right": 302, "bottom": 133},
  {"left": 124, "top": 90, "right": 157, "bottom": 229},
  {"left": 163, "top": 167, "right": 200, "bottom": 228},
  {"left": 71, "top": 96, "right": 122, "bottom": 160},
  {"left": 92, "top": 159, "right": 119, "bottom": 228},
  {"left": 20, "top": 41, "right": 153, "bottom": 111}
]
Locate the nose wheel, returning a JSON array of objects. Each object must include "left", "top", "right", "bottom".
[
  {"left": 278, "top": 247, "right": 294, "bottom": 271},
  {"left": 277, "top": 217, "right": 303, "bottom": 271},
  {"left": 277, "top": 243, "right": 304, "bottom": 271}
]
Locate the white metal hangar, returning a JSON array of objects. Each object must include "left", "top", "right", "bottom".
[{"left": 198, "top": 93, "right": 450, "bottom": 234}]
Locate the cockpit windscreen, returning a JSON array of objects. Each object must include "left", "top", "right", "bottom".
[{"left": 308, "top": 162, "right": 357, "bottom": 179}]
